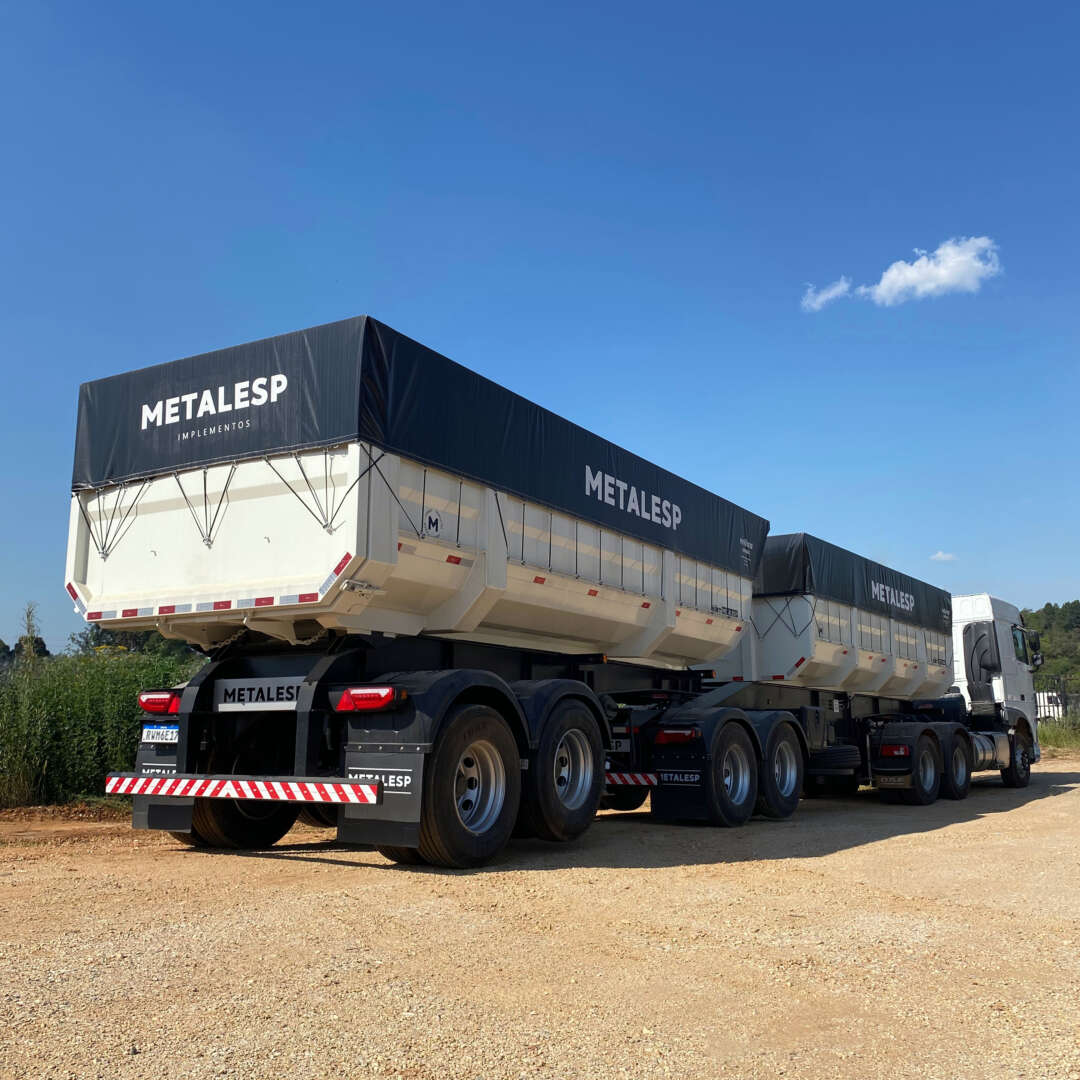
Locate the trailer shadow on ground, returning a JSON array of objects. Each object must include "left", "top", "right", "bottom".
[{"left": 206, "top": 761, "right": 1080, "bottom": 874}]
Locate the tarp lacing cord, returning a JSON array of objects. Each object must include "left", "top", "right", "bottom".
[
  {"left": 174, "top": 465, "right": 236, "bottom": 548},
  {"left": 265, "top": 447, "right": 372, "bottom": 534},
  {"left": 365, "top": 445, "right": 423, "bottom": 539},
  {"left": 77, "top": 479, "right": 151, "bottom": 560}
]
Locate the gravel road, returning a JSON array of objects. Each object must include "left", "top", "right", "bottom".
[{"left": 2, "top": 756, "right": 1079, "bottom": 1080}]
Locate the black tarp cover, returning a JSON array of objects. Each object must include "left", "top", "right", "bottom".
[
  {"left": 757, "top": 533, "right": 951, "bottom": 632},
  {"left": 72, "top": 316, "right": 770, "bottom": 577}
]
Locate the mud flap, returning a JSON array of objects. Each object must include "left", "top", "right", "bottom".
[{"left": 339, "top": 750, "right": 425, "bottom": 847}]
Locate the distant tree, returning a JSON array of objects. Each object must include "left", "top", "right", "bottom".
[
  {"left": 14, "top": 636, "right": 50, "bottom": 659},
  {"left": 13, "top": 603, "right": 49, "bottom": 661},
  {"left": 1022, "top": 601, "right": 1080, "bottom": 679},
  {"left": 67, "top": 623, "right": 195, "bottom": 661}
]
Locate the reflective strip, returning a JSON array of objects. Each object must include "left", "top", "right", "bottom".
[
  {"left": 604, "top": 772, "right": 658, "bottom": 787},
  {"left": 105, "top": 774, "right": 378, "bottom": 803}
]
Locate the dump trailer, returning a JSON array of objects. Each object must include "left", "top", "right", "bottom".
[{"left": 67, "top": 316, "right": 1041, "bottom": 866}]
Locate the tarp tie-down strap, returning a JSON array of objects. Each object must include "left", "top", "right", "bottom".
[
  {"left": 174, "top": 465, "right": 236, "bottom": 548},
  {"left": 77, "top": 479, "right": 151, "bottom": 560},
  {"left": 364, "top": 445, "right": 422, "bottom": 539},
  {"left": 264, "top": 449, "right": 372, "bottom": 534},
  {"left": 753, "top": 596, "right": 822, "bottom": 641}
]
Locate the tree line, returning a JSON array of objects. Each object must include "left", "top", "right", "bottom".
[{"left": 1021, "top": 601, "right": 1080, "bottom": 679}]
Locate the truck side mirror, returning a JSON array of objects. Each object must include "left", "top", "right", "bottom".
[
  {"left": 1032, "top": 652, "right": 1044, "bottom": 669},
  {"left": 1029, "top": 631, "right": 1041, "bottom": 653}
]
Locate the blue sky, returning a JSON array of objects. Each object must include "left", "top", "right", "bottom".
[{"left": 1, "top": 1, "right": 1077, "bottom": 649}]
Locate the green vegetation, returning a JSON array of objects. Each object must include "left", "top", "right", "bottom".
[
  {"left": 0, "top": 605, "right": 202, "bottom": 808},
  {"left": 1037, "top": 721, "right": 1080, "bottom": 751},
  {"left": 1022, "top": 601, "right": 1080, "bottom": 678}
]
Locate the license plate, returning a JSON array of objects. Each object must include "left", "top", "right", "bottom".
[
  {"left": 876, "top": 774, "right": 911, "bottom": 788},
  {"left": 142, "top": 724, "right": 179, "bottom": 745},
  {"left": 213, "top": 676, "right": 305, "bottom": 711}
]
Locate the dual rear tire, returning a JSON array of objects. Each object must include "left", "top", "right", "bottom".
[
  {"left": 704, "top": 721, "right": 803, "bottom": 826},
  {"left": 901, "top": 734, "right": 943, "bottom": 806},
  {"left": 380, "top": 700, "right": 605, "bottom": 869}
]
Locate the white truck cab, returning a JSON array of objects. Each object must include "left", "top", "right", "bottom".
[{"left": 951, "top": 593, "right": 1041, "bottom": 761}]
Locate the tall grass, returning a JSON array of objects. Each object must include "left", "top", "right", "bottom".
[
  {"left": 1038, "top": 716, "right": 1080, "bottom": 751},
  {"left": 0, "top": 646, "right": 200, "bottom": 808}
]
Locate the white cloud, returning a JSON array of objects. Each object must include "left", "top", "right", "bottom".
[
  {"left": 801, "top": 236, "right": 1001, "bottom": 312},
  {"left": 929, "top": 550, "right": 956, "bottom": 562},
  {"left": 856, "top": 236, "right": 1001, "bottom": 306},
  {"left": 800, "top": 276, "right": 851, "bottom": 313}
]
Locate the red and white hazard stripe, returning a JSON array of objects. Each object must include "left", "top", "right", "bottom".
[
  {"left": 82, "top": 551, "right": 355, "bottom": 623},
  {"left": 605, "top": 772, "right": 658, "bottom": 787},
  {"left": 105, "top": 773, "right": 380, "bottom": 804}
]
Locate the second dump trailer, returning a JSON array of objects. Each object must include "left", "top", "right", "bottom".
[{"left": 67, "top": 316, "right": 1041, "bottom": 866}]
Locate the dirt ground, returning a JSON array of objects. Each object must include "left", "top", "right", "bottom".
[{"left": 2, "top": 758, "right": 1079, "bottom": 1080}]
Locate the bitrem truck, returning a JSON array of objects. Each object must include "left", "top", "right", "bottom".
[{"left": 64, "top": 316, "right": 1042, "bottom": 866}]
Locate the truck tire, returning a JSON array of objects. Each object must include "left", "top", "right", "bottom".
[
  {"left": 298, "top": 806, "right": 338, "bottom": 828},
  {"left": 1001, "top": 728, "right": 1033, "bottom": 788},
  {"left": 169, "top": 825, "right": 210, "bottom": 847},
  {"left": 755, "top": 722, "right": 804, "bottom": 820},
  {"left": 517, "top": 700, "right": 604, "bottom": 842},
  {"left": 704, "top": 722, "right": 758, "bottom": 827},
  {"left": 901, "top": 734, "right": 942, "bottom": 806},
  {"left": 601, "top": 787, "right": 650, "bottom": 812},
  {"left": 189, "top": 742, "right": 299, "bottom": 849},
  {"left": 940, "top": 736, "right": 972, "bottom": 800},
  {"left": 377, "top": 846, "right": 426, "bottom": 865},
  {"left": 417, "top": 704, "right": 521, "bottom": 868},
  {"left": 191, "top": 794, "right": 299, "bottom": 849}
]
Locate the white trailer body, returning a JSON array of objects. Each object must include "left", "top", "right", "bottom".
[
  {"left": 66, "top": 441, "right": 754, "bottom": 667},
  {"left": 710, "top": 533, "right": 954, "bottom": 702},
  {"left": 66, "top": 315, "right": 767, "bottom": 670}
]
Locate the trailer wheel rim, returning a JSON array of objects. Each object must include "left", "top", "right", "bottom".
[
  {"left": 773, "top": 739, "right": 799, "bottom": 798},
  {"left": 917, "top": 748, "right": 937, "bottom": 792},
  {"left": 552, "top": 728, "right": 594, "bottom": 811},
  {"left": 951, "top": 745, "right": 968, "bottom": 787},
  {"left": 454, "top": 739, "right": 506, "bottom": 835},
  {"left": 722, "top": 742, "right": 752, "bottom": 805}
]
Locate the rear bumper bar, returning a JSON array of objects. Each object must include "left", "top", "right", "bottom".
[
  {"left": 605, "top": 771, "right": 658, "bottom": 787},
  {"left": 105, "top": 773, "right": 382, "bottom": 805}
]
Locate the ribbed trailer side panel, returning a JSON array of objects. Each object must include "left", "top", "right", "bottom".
[
  {"left": 713, "top": 533, "right": 954, "bottom": 700},
  {"left": 66, "top": 443, "right": 754, "bottom": 667}
]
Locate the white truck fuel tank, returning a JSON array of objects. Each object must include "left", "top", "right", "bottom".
[{"left": 65, "top": 316, "right": 769, "bottom": 668}]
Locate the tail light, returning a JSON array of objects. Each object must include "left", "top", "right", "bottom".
[
  {"left": 332, "top": 686, "right": 404, "bottom": 712},
  {"left": 880, "top": 743, "right": 911, "bottom": 757},
  {"left": 138, "top": 690, "right": 181, "bottom": 715},
  {"left": 654, "top": 727, "right": 699, "bottom": 745}
]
